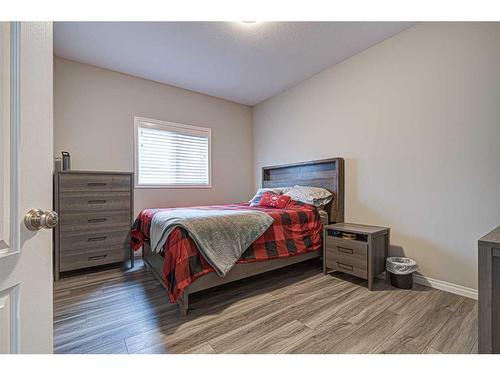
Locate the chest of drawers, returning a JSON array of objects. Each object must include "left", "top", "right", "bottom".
[
  {"left": 478, "top": 226, "right": 500, "bottom": 353},
  {"left": 54, "top": 171, "right": 134, "bottom": 280}
]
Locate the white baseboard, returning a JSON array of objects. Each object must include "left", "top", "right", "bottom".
[{"left": 413, "top": 274, "right": 478, "bottom": 300}]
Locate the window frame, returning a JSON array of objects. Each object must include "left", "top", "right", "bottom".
[{"left": 134, "top": 116, "right": 212, "bottom": 189}]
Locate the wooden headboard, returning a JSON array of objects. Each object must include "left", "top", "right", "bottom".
[{"left": 262, "top": 158, "right": 344, "bottom": 224}]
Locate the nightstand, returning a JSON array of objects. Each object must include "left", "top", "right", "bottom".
[{"left": 323, "top": 223, "right": 390, "bottom": 290}]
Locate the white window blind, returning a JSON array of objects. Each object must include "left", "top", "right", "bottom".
[{"left": 135, "top": 118, "right": 211, "bottom": 187}]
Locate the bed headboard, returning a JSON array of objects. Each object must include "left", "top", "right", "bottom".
[{"left": 261, "top": 158, "right": 344, "bottom": 224}]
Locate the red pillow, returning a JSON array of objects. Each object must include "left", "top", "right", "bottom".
[{"left": 257, "top": 191, "right": 291, "bottom": 209}]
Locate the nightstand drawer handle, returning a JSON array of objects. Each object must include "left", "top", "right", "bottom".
[
  {"left": 337, "top": 262, "right": 354, "bottom": 271},
  {"left": 337, "top": 246, "right": 353, "bottom": 254},
  {"left": 88, "top": 182, "right": 107, "bottom": 187}
]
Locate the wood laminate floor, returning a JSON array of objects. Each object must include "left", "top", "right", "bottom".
[{"left": 53, "top": 258, "right": 478, "bottom": 354}]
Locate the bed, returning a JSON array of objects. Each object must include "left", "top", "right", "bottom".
[{"left": 131, "top": 158, "right": 344, "bottom": 315}]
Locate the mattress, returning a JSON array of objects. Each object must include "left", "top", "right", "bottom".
[{"left": 130, "top": 201, "right": 323, "bottom": 302}]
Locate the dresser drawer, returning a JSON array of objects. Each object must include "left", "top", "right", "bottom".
[
  {"left": 60, "top": 230, "right": 129, "bottom": 253},
  {"left": 59, "top": 173, "right": 131, "bottom": 193},
  {"left": 59, "top": 211, "right": 130, "bottom": 234},
  {"left": 60, "top": 246, "right": 129, "bottom": 272},
  {"left": 59, "top": 191, "right": 130, "bottom": 213}
]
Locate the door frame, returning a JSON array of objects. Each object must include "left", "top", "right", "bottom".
[
  {"left": 1, "top": 21, "right": 53, "bottom": 354},
  {"left": 1, "top": 21, "right": 20, "bottom": 259},
  {"left": 0, "top": 21, "right": 21, "bottom": 354}
]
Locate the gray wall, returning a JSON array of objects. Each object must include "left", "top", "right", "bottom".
[
  {"left": 253, "top": 23, "right": 500, "bottom": 290},
  {"left": 54, "top": 58, "right": 254, "bottom": 216}
]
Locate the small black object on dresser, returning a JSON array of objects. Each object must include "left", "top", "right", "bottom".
[
  {"left": 323, "top": 223, "right": 390, "bottom": 290},
  {"left": 53, "top": 170, "right": 134, "bottom": 280}
]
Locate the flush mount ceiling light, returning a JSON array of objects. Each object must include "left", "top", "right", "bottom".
[{"left": 241, "top": 21, "right": 257, "bottom": 24}]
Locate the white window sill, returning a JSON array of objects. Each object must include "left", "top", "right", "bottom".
[{"left": 135, "top": 184, "right": 212, "bottom": 189}]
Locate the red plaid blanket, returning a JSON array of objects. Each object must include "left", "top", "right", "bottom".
[{"left": 130, "top": 202, "right": 323, "bottom": 302}]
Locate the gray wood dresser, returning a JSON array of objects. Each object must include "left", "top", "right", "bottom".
[
  {"left": 478, "top": 225, "right": 500, "bottom": 353},
  {"left": 54, "top": 170, "right": 134, "bottom": 280},
  {"left": 323, "top": 223, "right": 390, "bottom": 290}
]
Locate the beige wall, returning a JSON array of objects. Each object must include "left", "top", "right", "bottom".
[
  {"left": 54, "top": 58, "right": 254, "bottom": 216},
  {"left": 253, "top": 23, "right": 500, "bottom": 290}
]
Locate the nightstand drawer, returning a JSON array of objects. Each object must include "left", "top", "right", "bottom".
[
  {"left": 325, "top": 236, "right": 367, "bottom": 256},
  {"left": 325, "top": 257, "right": 367, "bottom": 279},
  {"left": 325, "top": 245, "right": 367, "bottom": 270}
]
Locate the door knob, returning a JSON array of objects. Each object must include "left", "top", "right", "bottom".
[{"left": 24, "top": 209, "right": 59, "bottom": 231}]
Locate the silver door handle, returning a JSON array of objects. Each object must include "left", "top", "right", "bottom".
[{"left": 24, "top": 209, "right": 59, "bottom": 231}]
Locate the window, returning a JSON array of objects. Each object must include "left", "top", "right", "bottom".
[{"left": 134, "top": 117, "right": 211, "bottom": 188}]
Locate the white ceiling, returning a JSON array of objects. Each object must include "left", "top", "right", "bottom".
[{"left": 54, "top": 22, "right": 415, "bottom": 106}]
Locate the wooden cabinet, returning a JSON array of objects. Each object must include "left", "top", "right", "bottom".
[
  {"left": 54, "top": 171, "right": 134, "bottom": 280},
  {"left": 478, "top": 226, "right": 500, "bottom": 353},
  {"left": 323, "top": 223, "right": 390, "bottom": 290}
]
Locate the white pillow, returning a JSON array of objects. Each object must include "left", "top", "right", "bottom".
[
  {"left": 284, "top": 185, "right": 333, "bottom": 207},
  {"left": 249, "top": 187, "right": 290, "bottom": 206}
]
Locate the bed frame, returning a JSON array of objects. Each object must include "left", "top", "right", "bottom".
[{"left": 142, "top": 157, "right": 345, "bottom": 315}]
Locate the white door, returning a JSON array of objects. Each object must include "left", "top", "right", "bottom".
[{"left": 0, "top": 22, "right": 54, "bottom": 353}]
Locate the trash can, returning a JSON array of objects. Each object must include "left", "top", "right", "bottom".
[{"left": 386, "top": 257, "right": 418, "bottom": 289}]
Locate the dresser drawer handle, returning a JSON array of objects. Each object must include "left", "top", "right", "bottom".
[
  {"left": 337, "top": 262, "right": 354, "bottom": 271},
  {"left": 87, "top": 218, "right": 107, "bottom": 223},
  {"left": 337, "top": 246, "right": 354, "bottom": 254},
  {"left": 87, "top": 236, "right": 107, "bottom": 242},
  {"left": 88, "top": 255, "right": 107, "bottom": 261},
  {"left": 87, "top": 182, "right": 107, "bottom": 187},
  {"left": 87, "top": 199, "right": 107, "bottom": 204}
]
